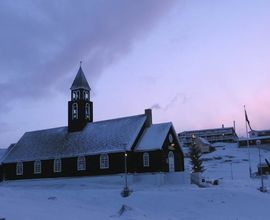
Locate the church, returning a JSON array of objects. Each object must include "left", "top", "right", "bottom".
[{"left": 0, "top": 67, "right": 184, "bottom": 181}]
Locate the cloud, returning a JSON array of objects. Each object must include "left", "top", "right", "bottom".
[
  {"left": 0, "top": 0, "right": 177, "bottom": 111},
  {"left": 0, "top": 122, "right": 10, "bottom": 133}
]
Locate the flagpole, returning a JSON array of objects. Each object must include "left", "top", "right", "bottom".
[{"left": 244, "top": 105, "right": 252, "bottom": 178}]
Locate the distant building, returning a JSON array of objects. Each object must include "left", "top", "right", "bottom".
[
  {"left": 238, "top": 136, "right": 270, "bottom": 148},
  {"left": 178, "top": 127, "right": 238, "bottom": 147},
  {"left": 0, "top": 66, "right": 184, "bottom": 181},
  {"left": 238, "top": 129, "right": 270, "bottom": 148},
  {"left": 249, "top": 130, "right": 270, "bottom": 138}
]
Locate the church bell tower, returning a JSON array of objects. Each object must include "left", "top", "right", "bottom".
[{"left": 68, "top": 65, "right": 93, "bottom": 132}]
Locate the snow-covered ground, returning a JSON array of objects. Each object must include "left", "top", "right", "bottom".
[{"left": 1, "top": 143, "right": 270, "bottom": 220}]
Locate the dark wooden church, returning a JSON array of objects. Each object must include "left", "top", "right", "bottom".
[{"left": 0, "top": 67, "right": 184, "bottom": 181}]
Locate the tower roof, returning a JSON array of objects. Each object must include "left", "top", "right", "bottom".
[{"left": 70, "top": 67, "right": 91, "bottom": 90}]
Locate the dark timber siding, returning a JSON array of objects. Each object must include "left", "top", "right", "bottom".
[
  {"left": 132, "top": 151, "right": 163, "bottom": 173},
  {"left": 2, "top": 152, "right": 129, "bottom": 180},
  {"left": 161, "top": 128, "right": 185, "bottom": 172},
  {"left": 0, "top": 165, "right": 3, "bottom": 181}
]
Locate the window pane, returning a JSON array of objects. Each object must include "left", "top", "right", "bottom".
[
  {"left": 143, "top": 153, "right": 149, "bottom": 167},
  {"left": 16, "top": 162, "right": 23, "bottom": 175},
  {"left": 34, "top": 160, "right": 41, "bottom": 174},
  {"left": 54, "top": 159, "right": 61, "bottom": 172},
  {"left": 100, "top": 154, "right": 109, "bottom": 169},
  {"left": 77, "top": 156, "right": 86, "bottom": 171}
]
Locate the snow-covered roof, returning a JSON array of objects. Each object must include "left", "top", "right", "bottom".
[
  {"left": 198, "top": 137, "right": 211, "bottom": 145},
  {"left": 238, "top": 135, "right": 270, "bottom": 141},
  {"left": 0, "top": 148, "right": 7, "bottom": 163},
  {"left": 178, "top": 127, "right": 236, "bottom": 137},
  {"left": 3, "top": 114, "right": 147, "bottom": 163},
  {"left": 135, "top": 123, "right": 172, "bottom": 151}
]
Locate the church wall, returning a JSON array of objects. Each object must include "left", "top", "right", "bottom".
[
  {"left": 131, "top": 150, "right": 163, "bottom": 173},
  {"left": 0, "top": 165, "right": 3, "bottom": 181},
  {"left": 161, "top": 128, "right": 185, "bottom": 172},
  {"left": 1, "top": 146, "right": 183, "bottom": 181},
  {"left": 2, "top": 152, "right": 132, "bottom": 180}
]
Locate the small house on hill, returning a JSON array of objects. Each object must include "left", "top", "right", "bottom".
[
  {"left": 195, "top": 137, "right": 214, "bottom": 154},
  {"left": 0, "top": 66, "right": 184, "bottom": 181}
]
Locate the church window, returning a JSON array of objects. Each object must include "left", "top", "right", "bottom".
[
  {"left": 100, "top": 154, "right": 109, "bottom": 169},
  {"left": 72, "top": 103, "right": 78, "bottom": 120},
  {"left": 77, "top": 156, "right": 86, "bottom": 171},
  {"left": 16, "top": 162, "right": 23, "bottom": 175},
  {"left": 54, "top": 158, "right": 62, "bottom": 173},
  {"left": 83, "top": 90, "right": 89, "bottom": 100},
  {"left": 73, "top": 90, "right": 80, "bottom": 100},
  {"left": 85, "top": 103, "right": 90, "bottom": 119},
  {"left": 85, "top": 91, "right": 89, "bottom": 100},
  {"left": 76, "top": 91, "right": 80, "bottom": 99},
  {"left": 143, "top": 152, "right": 150, "bottom": 167},
  {"left": 72, "top": 91, "right": 76, "bottom": 100},
  {"left": 34, "top": 160, "right": 41, "bottom": 174}
]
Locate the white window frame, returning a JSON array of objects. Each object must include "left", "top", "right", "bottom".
[
  {"left": 100, "top": 154, "right": 109, "bottom": 169},
  {"left": 34, "top": 160, "right": 42, "bottom": 174},
  {"left": 54, "top": 158, "right": 62, "bottom": 173},
  {"left": 77, "top": 156, "right": 86, "bottom": 171},
  {"left": 16, "top": 162, "right": 23, "bottom": 175},
  {"left": 143, "top": 152, "right": 150, "bottom": 167},
  {"left": 85, "top": 103, "right": 90, "bottom": 119},
  {"left": 72, "top": 103, "right": 78, "bottom": 120}
]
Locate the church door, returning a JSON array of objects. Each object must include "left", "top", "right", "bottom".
[{"left": 168, "top": 151, "right": 175, "bottom": 172}]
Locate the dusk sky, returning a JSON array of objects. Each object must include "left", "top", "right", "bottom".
[{"left": 0, "top": 0, "right": 270, "bottom": 148}]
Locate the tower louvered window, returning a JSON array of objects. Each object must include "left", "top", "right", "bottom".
[
  {"left": 72, "top": 103, "right": 78, "bottom": 120},
  {"left": 76, "top": 90, "right": 80, "bottom": 99},
  {"left": 85, "top": 103, "right": 90, "bottom": 119},
  {"left": 72, "top": 91, "right": 76, "bottom": 100},
  {"left": 83, "top": 90, "right": 89, "bottom": 100}
]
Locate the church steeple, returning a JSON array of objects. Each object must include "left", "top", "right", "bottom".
[
  {"left": 68, "top": 65, "right": 93, "bottom": 132},
  {"left": 70, "top": 66, "right": 91, "bottom": 91}
]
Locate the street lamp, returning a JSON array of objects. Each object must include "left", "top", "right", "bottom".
[
  {"left": 121, "top": 144, "right": 131, "bottom": 197},
  {"left": 256, "top": 139, "right": 267, "bottom": 192}
]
